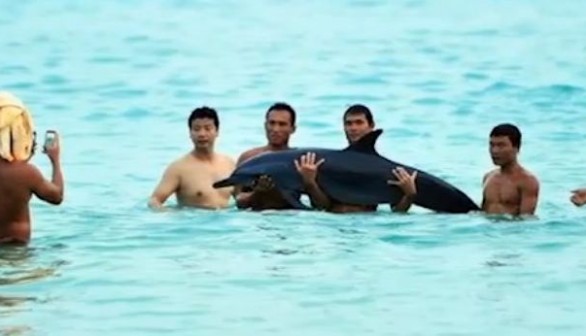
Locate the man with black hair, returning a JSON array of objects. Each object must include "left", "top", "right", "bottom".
[
  {"left": 481, "top": 123, "right": 540, "bottom": 216},
  {"left": 295, "top": 104, "right": 418, "bottom": 214},
  {"left": 235, "top": 102, "right": 299, "bottom": 210},
  {"left": 148, "top": 106, "right": 236, "bottom": 210}
]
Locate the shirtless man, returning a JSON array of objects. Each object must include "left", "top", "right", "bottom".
[
  {"left": 234, "top": 102, "right": 299, "bottom": 211},
  {"left": 148, "top": 107, "right": 236, "bottom": 210},
  {"left": 0, "top": 131, "right": 64, "bottom": 245},
  {"left": 296, "top": 104, "right": 417, "bottom": 214},
  {"left": 481, "top": 123, "right": 540, "bottom": 217}
]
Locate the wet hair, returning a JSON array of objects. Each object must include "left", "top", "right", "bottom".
[
  {"left": 490, "top": 123, "right": 521, "bottom": 148},
  {"left": 343, "top": 104, "right": 374, "bottom": 126},
  {"left": 188, "top": 106, "right": 219, "bottom": 129},
  {"left": 265, "top": 102, "right": 296, "bottom": 126}
]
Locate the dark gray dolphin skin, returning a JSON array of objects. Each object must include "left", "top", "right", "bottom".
[{"left": 214, "top": 129, "right": 480, "bottom": 213}]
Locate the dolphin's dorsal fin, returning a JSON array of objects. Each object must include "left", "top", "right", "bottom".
[{"left": 343, "top": 129, "right": 383, "bottom": 155}]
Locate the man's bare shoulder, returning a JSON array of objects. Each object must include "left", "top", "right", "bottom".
[
  {"left": 0, "top": 161, "right": 39, "bottom": 176},
  {"left": 164, "top": 154, "right": 193, "bottom": 172},
  {"left": 483, "top": 169, "right": 499, "bottom": 184},
  {"left": 519, "top": 168, "right": 540, "bottom": 188},
  {"left": 215, "top": 153, "right": 236, "bottom": 165},
  {"left": 0, "top": 161, "right": 43, "bottom": 189},
  {"left": 237, "top": 146, "right": 267, "bottom": 165}
]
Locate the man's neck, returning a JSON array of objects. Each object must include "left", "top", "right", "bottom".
[
  {"left": 500, "top": 161, "right": 520, "bottom": 174},
  {"left": 192, "top": 148, "right": 214, "bottom": 161},
  {"left": 267, "top": 143, "right": 289, "bottom": 151}
]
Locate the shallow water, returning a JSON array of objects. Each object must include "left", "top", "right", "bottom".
[{"left": 1, "top": 0, "right": 586, "bottom": 335}]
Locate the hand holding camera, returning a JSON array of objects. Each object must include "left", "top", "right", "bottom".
[{"left": 42, "top": 130, "right": 60, "bottom": 161}]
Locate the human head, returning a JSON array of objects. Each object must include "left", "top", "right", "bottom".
[
  {"left": 264, "top": 102, "right": 296, "bottom": 147},
  {"left": 489, "top": 123, "right": 522, "bottom": 166},
  {"left": 343, "top": 104, "right": 375, "bottom": 143},
  {"left": 0, "top": 91, "right": 36, "bottom": 162},
  {"left": 188, "top": 106, "right": 219, "bottom": 151}
]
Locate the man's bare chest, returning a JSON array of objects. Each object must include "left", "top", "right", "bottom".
[{"left": 484, "top": 177, "right": 520, "bottom": 203}]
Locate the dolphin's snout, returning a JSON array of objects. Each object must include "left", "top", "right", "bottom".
[{"left": 212, "top": 178, "right": 233, "bottom": 189}]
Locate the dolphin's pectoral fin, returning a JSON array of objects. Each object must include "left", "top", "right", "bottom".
[{"left": 281, "top": 190, "right": 311, "bottom": 210}]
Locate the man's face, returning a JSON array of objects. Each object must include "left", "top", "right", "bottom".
[
  {"left": 344, "top": 113, "right": 373, "bottom": 143},
  {"left": 264, "top": 110, "right": 295, "bottom": 146},
  {"left": 489, "top": 135, "right": 517, "bottom": 166},
  {"left": 190, "top": 118, "right": 218, "bottom": 150}
]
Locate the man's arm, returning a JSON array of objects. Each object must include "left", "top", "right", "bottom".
[
  {"left": 387, "top": 167, "right": 417, "bottom": 213},
  {"left": 519, "top": 175, "right": 540, "bottom": 215},
  {"left": 235, "top": 189, "right": 259, "bottom": 209},
  {"left": 235, "top": 176, "right": 274, "bottom": 210},
  {"left": 293, "top": 152, "right": 332, "bottom": 210},
  {"left": 479, "top": 171, "right": 492, "bottom": 210},
  {"left": 304, "top": 180, "right": 332, "bottom": 210},
  {"left": 148, "top": 163, "right": 180, "bottom": 209},
  {"left": 29, "top": 161, "right": 64, "bottom": 205},
  {"left": 391, "top": 195, "right": 414, "bottom": 213}
]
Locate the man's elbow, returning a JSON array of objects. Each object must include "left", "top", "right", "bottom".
[{"left": 48, "top": 193, "right": 64, "bottom": 205}]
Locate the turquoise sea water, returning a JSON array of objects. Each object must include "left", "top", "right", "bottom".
[{"left": 2, "top": 0, "right": 586, "bottom": 334}]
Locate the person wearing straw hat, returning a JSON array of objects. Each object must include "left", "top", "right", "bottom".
[{"left": 0, "top": 91, "right": 64, "bottom": 245}]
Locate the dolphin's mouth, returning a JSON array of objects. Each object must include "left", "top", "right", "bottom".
[
  {"left": 212, "top": 178, "right": 233, "bottom": 188},
  {"left": 213, "top": 176, "right": 258, "bottom": 189}
]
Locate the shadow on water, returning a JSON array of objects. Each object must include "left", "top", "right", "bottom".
[{"left": 0, "top": 244, "right": 65, "bottom": 336}]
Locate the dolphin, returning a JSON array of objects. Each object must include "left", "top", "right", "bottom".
[{"left": 214, "top": 129, "right": 480, "bottom": 213}]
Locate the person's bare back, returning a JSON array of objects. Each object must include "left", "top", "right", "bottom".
[
  {"left": 482, "top": 167, "right": 539, "bottom": 216},
  {"left": 149, "top": 152, "right": 235, "bottom": 210},
  {"left": 0, "top": 135, "right": 64, "bottom": 244}
]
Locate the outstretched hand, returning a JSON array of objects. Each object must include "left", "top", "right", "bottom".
[
  {"left": 387, "top": 167, "right": 417, "bottom": 197},
  {"left": 294, "top": 152, "right": 325, "bottom": 185},
  {"left": 570, "top": 188, "right": 586, "bottom": 207}
]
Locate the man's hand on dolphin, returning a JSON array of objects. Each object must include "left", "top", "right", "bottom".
[
  {"left": 387, "top": 167, "right": 418, "bottom": 197},
  {"left": 253, "top": 175, "right": 275, "bottom": 192},
  {"left": 294, "top": 152, "right": 325, "bottom": 185}
]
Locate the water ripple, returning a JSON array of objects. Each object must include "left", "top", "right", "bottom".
[{"left": 2, "top": 0, "right": 586, "bottom": 335}]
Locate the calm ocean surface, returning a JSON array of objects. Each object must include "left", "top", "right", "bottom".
[{"left": 1, "top": 0, "right": 586, "bottom": 335}]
